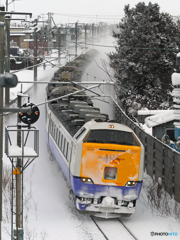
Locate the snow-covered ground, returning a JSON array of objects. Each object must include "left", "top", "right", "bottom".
[{"left": 2, "top": 39, "right": 180, "bottom": 240}]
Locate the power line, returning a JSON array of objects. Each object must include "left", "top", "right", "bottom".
[
  {"left": 53, "top": 12, "right": 123, "bottom": 20},
  {"left": 83, "top": 42, "right": 180, "bottom": 51}
]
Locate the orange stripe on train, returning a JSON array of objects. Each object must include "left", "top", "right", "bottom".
[{"left": 81, "top": 143, "right": 141, "bottom": 186}]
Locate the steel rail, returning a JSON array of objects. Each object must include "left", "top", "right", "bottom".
[
  {"left": 117, "top": 218, "right": 138, "bottom": 240},
  {"left": 90, "top": 216, "right": 109, "bottom": 240},
  {"left": 90, "top": 216, "right": 138, "bottom": 240}
]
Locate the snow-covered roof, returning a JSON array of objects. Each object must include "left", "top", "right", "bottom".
[
  {"left": 174, "top": 122, "right": 180, "bottom": 126},
  {"left": 173, "top": 97, "right": 180, "bottom": 103},
  {"left": 23, "top": 29, "right": 34, "bottom": 34},
  {"left": 24, "top": 39, "right": 34, "bottom": 42},
  {"left": 173, "top": 104, "right": 180, "bottom": 109},
  {"left": 171, "top": 88, "right": 180, "bottom": 97},
  {"left": 145, "top": 110, "right": 180, "bottom": 127},
  {"left": 171, "top": 72, "right": 180, "bottom": 86},
  {"left": 10, "top": 33, "right": 25, "bottom": 36},
  {"left": 138, "top": 109, "right": 173, "bottom": 115}
]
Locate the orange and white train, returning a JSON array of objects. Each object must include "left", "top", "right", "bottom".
[{"left": 45, "top": 51, "right": 144, "bottom": 218}]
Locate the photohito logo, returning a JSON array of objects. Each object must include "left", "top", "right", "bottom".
[{"left": 150, "top": 232, "right": 178, "bottom": 237}]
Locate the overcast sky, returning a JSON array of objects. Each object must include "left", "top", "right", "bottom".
[{"left": 0, "top": 0, "right": 180, "bottom": 24}]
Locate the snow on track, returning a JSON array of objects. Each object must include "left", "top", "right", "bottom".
[{"left": 91, "top": 217, "right": 137, "bottom": 240}]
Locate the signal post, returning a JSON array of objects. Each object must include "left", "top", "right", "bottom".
[{"left": 0, "top": 72, "right": 39, "bottom": 240}]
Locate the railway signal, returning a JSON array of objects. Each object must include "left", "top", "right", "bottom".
[
  {"left": 19, "top": 103, "right": 40, "bottom": 124},
  {"left": 4, "top": 93, "right": 39, "bottom": 240}
]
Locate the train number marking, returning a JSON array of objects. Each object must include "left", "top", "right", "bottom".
[{"left": 98, "top": 154, "right": 125, "bottom": 163}]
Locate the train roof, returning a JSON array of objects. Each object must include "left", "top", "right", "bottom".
[
  {"left": 48, "top": 102, "right": 83, "bottom": 136},
  {"left": 46, "top": 49, "right": 120, "bottom": 137},
  {"left": 83, "top": 120, "right": 134, "bottom": 132}
]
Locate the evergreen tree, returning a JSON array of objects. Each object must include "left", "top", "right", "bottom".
[{"left": 108, "top": 2, "right": 180, "bottom": 116}]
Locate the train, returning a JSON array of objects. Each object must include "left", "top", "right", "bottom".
[{"left": 45, "top": 49, "right": 144, "bottom": 218}]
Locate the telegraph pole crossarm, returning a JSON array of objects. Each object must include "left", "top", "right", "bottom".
[{"left": 0, "top": 12, "right": 32, "bottom": 17}]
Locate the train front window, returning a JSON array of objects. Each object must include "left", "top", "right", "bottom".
[{"left": 85, "top": 130, "right": 139, "bottom": 146}]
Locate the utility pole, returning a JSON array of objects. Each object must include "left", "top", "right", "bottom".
[
  {"left": 34, "top": 29, "right": 37, "bottom": 81},
  {"left": 5, "top": 0, "right": 21, "bottom": 11},
  {"left": 65, "top": 27, "right": 67, "bottom": 49},
  {"left": 47, "top": 12, "right": 52, "bottom": 55},
  {"left": 75, "top": 21, "right": 78, "bottom": 57},
  {"left": 16, "top": 94, "right": 22, "bottom": 240},
  {"left": 57, "top": 28, "right": 61, "bottom": 65},
  {"left": 42, "top": 15, "right": 45, "bottom": 57},
  {"left": 85, "top": 24, "right": 87, "bottom": 48},
  {"left": 0, "top": 7, "right": 5, "bottom": 240},
  {"left": 5, "top": 15, "right": 11, "bottom": 106},
  {"left": 0, "top": 10, "right": 32, "bottom": 240},
  {"left": 92, "top": 23, "right": 94, "bottom": 46}
]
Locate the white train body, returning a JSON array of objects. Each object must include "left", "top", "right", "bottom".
[
  {"left": 45, "top": 50, "right": 144, "bottom": 218},
  {"left": 45, "top": 104, "right": 144, "bottom": 218}
]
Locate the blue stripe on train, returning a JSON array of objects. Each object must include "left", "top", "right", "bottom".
[{"left": 71, "top": 177, "right": 142, "bottom": 200}]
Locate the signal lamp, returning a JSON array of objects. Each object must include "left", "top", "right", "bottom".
[{"left": 19, "top": 103, "right": 40, "bottom": 124}]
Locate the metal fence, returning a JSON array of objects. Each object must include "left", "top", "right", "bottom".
[{"left": 112, "top": 98, "right": 180, "bottom": 203}]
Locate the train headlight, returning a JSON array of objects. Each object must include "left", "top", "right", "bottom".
[
  {"left": 80, "top": 177, "right": 94, "bottom": 184},
  {"left": 125, "top": 181, "right": 137, "bottom": 187}
]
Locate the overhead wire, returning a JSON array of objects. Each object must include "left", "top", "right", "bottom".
[{"left": 53, "top": 12, "right": 123, "bottom": 20}]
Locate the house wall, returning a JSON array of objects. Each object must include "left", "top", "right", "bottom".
[
  {"left": 152, "top": 121, "right": 175, "bottom": 140},
  {"left": 114, "top": 103, "right": 180, "bottom": 204},
  {"left": 10, "top": 36, "right": 25, "bottom": 49}
]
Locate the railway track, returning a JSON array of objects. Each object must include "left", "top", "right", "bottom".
[{"left": 90, "top": 216, "right": 137, "bottom": 240}]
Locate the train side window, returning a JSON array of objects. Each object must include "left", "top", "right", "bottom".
[
  {"left": 58, "top": 131, "right": 62, "bottom": 149},
  {"left": 61, "top": 135, "right": 64, "bottom": 151},
  {"left": 52, "top": 124, "right": 55, "bottom": 138},
  {"left": 54, "top": 125, "right": 57, "bottom": 139},
  {"left": 49, "top": 120, "right": 51, "bottom": 134},
  {"left": 51, "top": 121, "right": 54, "bottom": 135},
  {"left": 63, "top": 138, "right": 66, "bottom": 156},
  {"left": 56, "top": 128, "right": 59, "bottom": 143},
  {"left": 66, "top": 142, "right": 69, "bottom": 160},
  {"left": 57, "top": 130, "right": 60, "bottom": 146},
  {"left": 53, "top": 125, "right": 56, "bottom": 139},
  {"left": 56, "top": 129, "right": 59, "bottom": 144},
  {"left": 50, "top": 121, "right": 52, "bottom": 134}
]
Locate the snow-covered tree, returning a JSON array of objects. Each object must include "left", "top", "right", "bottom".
[{"left": 108, "top": 2, "right": 180, "bottom": 116}]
